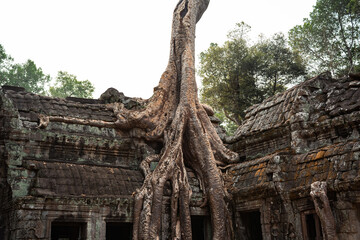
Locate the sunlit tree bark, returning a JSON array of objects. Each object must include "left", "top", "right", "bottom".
[
  {"left": 124, "top": 0, "right": 238, "bottom": 239},
  {"left": 38, "top": 1, "right": 238, "bottom": 239}
]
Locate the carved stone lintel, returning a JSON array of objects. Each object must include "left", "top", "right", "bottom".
[{"left": 310, "top": 181, "right": 338, "bottom": 240}]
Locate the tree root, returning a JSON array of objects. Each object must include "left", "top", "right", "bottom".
[
  {"left": 310, "top": 181, "right": 338, "bottom": 240},
  {"left": 37, "top": 1, "right": 238, "bottom": 239}
]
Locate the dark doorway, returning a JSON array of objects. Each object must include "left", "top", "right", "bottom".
[
  {"left": 0, "top": 226, "right": 4, "bottom": 240},
  {"left": 106, "top": 222, "right": 133, "bottom": 240},
  {"left": 191, "top": 215, "right": 211, "bottom": 240},
  {"left": 239, "top": 211, "right": 263, "bottom": 240},
  {"left": 51, "top": 222, "right": 86, "bottom": 240},
  {"left": 301, "top": 211, "right": 323, "bottom": 240}
]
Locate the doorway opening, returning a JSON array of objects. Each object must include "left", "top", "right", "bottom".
[
  {"left": 301, "top": 210, "right": 323, "bottom": 240},
  {"left": 106, "top": 222, "right": 133, "bottom": 240},
  {"left": 51, "top": 222, "right": 86, "bottom": 240},
  {"left": 239, "top": 210, "right": 263, "bottom": 240},
  {"left": 191, "top": 215, "right": 211, "bottom": 240},
  {"left": 0, "top": 226, "right": 4, "bottom": 240}
]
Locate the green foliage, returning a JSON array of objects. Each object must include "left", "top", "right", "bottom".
[
  {"left": 49, "top": 71, "right": 95, "bottom": 98},
  {"left": 254, "top": 33, "right": 307, "bottom": 98},
  {"left": 214, "top": 111, "right": 238, "bottom": 136},
  {"left": 0, "top": 44, "right": 13, "bottom": 85},
  {"left": 1, "top": 44, "right": 96, "bottom": 97},
  {"left": 199, "top": 23, "right": 261, "bottom": 126},
  {"left": 199, "top": 23, "right": 307, "bottom": 131},
  {"left": 289, "top": 0, "right": 360, "bottom": 76},
  {"left": 1, "top": 44, "right": 50, "bottom": 94},
  {"left": 7, "top": 60, "right": 51, "bottom": 95}
]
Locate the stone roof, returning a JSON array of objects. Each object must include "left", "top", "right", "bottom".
[
  {"left": 229, "top": 73, "right": 360, "bottom": 158},
  {"left": 234, "top": 73, "right": 360, "bottom": 136},
  {"left": 0, "top": 86, "right": 146, "bottom": 200},
  {"left": 1, "top": 73, "right": 359, "bottom": 203},
  {"left": 28, "top": 160, "right": 144, "bottom": 197},
  {"left": 0, "top": 86, "right": 206, "bottom": 202},
  {"left": 228, "top": 73, "right": 360, "bottom": 199},
  {"left": 1, "top": 85, "right": 117, "bottom": 129}
]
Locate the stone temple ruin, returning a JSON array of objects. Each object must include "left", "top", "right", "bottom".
[{"left": 1, "top": 72, "right": 360, "bottom": 239}]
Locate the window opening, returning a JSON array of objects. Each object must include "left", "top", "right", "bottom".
[
  {"left": 51, "top": 222, "right": 86, "bottom": 240},
  {"left": 0, "top": 226, "right": 4, "bottom": 240},
  {"left": 106, "top": 222, "right": 133, "bottom": 240},
  {"left": 301, "top": 211, "right": 323, "bottom": 240},
  {"left": 191, "top": 216, "right": 211, "bottom": 240},
  {"left": 239, "top": 210, "right": 263, "bottom": 240}
]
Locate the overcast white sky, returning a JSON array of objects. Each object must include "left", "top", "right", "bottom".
[{"left": 0, "top": 0, "right": 316, "bottom": 99}]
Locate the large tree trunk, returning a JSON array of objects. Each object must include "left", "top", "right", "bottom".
[
  {"left": 38, "top": 1, "right": 238, "bottom": 239},
  {"left": 125, "top": 0, "right": 238, "bottom": 239}
]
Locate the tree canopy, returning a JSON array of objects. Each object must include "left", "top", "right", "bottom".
[
  {"left": 7, "top": 60, "right": 51, "bottom": 95},
  {"left": 255, "top": 33, "right": 307, "bottom": 97},
  {"left": 49, "top": 71, "right": 95, "bottom": 98},
  {"left": 0, "top": 44, "right": 13, "bottom": 84},
  {"left": 289, "top": 0, "right": 360, "bottom": 76},
  {"left": 199, "top": 23, "right": 306, "bottom": 130},
  {"left": 0, "top": 44, "right": 95, "bottom": 98},
  {"left": 0, "top": 45, "right": 50, "bottom": 94}
]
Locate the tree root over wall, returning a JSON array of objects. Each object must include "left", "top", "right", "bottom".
[
  {"left": 38, "top": 0, "right": 239, "bottom": 239},
  {"left": 310, "top": 181, "right": 338, "bottom": 240},
  {"left": 128, "top": 1, "right": 239, "bottom": 238}
]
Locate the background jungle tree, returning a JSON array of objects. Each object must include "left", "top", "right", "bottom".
[
  {"left": 199, "top": 23, "right": 306, "bottom": 129},
  {"left": 49, "top": 71, "right": 95, "bottom": 98},
  {"left": 289, "top": 0, "right": 360, "bottom": 76},
  {"left": 0, "top": 44, "right": 50, "bottom": 95},
  {"left": 1, "top": 44, "right": 95, "bottom": 98}
]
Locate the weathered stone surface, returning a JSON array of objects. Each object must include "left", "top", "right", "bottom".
[
  {"left": 226, "top": 74, "right": 360, "bottom": 239},
  {"left": 1, "top": 73, "right": 360, "bottom": 239},
  {"left": 99, "top": 88, "right": 125, "bottom": 104},
  {"left": 0, "top": 85, "right": 211, "bottom": 239}
]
